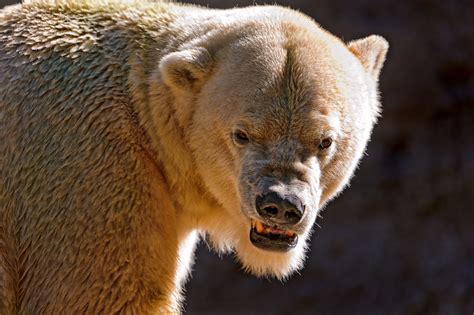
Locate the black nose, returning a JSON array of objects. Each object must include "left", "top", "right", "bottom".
[{"left": 255, "top": 192, "right": 304, "bottom": 225}]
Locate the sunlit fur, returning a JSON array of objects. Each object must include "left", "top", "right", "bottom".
[{"left": 0, "top": 0, "right": 388, "bottom": 313}]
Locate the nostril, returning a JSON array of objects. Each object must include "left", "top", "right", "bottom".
[
  {"left": 256, "top": 192, "right": 304, "bottom": 224},
  {"left": 284, "top": 210, "right": 302, "bottom": 224},
  {"left": 263, "top": 205, "right": 278, "bottom": 216}
]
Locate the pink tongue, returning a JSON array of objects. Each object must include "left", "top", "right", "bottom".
[
  {"left": 264, "top": 224, "right": 286, "bottom": 234},
  {"left": 270, "top": 228, "right": 285, "bottom": 233}
]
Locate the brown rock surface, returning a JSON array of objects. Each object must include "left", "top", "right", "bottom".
[
  {"left": 1, "top": 0, "right": 472, "bottom": 313},
  {"left": 181, "top": 1, "right": 474, "bottom": 314}
]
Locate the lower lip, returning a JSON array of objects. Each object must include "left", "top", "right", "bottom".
[{"left": 249, "top": 227, "right": 298, "bottom": 252}]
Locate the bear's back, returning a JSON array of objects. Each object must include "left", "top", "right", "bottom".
[
  {"left": 0, "top": 3, "right": 178, "bottom": 313},
  {"left": 0, "top": 2, "right": 165, "bottom": 221}
]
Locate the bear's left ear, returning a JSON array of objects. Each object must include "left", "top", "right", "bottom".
[
  {"left": 347, "top": 35, "right": 389, "bottom": 78},
  {"left": 159, "top": 47, "right": 213, "bottom": 93}
]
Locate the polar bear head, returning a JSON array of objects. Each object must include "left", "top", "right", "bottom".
[{"left": 157, "top": 6, "right": 388, "bottom": 279}]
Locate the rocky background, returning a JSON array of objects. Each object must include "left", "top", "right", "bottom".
[{"left": 1, "top": 0, "right": 473, "bottom": 314}]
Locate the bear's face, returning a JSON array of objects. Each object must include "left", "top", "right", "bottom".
[{"left": 159, "top": 17, "right": 387, "bottom": 278}]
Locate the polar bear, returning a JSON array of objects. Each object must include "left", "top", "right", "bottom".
[{"left": 0, "top": 0, "right": 388, "bottom": 313}]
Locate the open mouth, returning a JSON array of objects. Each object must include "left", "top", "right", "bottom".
[{"left": 249, "top": 220, "right": 298, "bottom": 252}]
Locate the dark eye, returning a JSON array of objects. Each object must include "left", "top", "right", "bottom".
[
  {"left": 318, "top": 137, "right": 333, "bottom": 150},
  {"left": 232, "top": 129, "right": 250, "bottom": 145}
]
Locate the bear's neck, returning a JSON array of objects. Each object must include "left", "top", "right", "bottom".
[{"left": 127, "top": 15, "right": 224, "bottom": 234}]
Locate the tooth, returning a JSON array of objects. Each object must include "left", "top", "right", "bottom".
[{"left": 255, "top": 221, "right": 264, "bottom": 233}]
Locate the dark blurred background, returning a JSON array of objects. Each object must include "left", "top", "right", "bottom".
[{"left": 1, "top": 0, "right": 472, "bottom": 314}]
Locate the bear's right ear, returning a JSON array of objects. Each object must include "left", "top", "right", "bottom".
[
  {"left": 347, "top": 35, "right": 389, "bottom": 79},
  {"left": 159, "top": 47, "right": 213, "bottom": 94}
]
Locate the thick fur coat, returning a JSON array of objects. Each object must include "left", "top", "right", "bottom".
[{"left": 0, "top": 0, "right": 388, "bottom": 313}]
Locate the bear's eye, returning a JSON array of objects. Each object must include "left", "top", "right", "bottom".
[
  {"left": 318, "top": 137, "right": 333, "bottom": 150},
  {"left": 232, "top": 129, "right": 250, "bottom": 145}
]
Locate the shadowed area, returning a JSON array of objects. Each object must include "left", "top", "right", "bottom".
[{"left": 179, "top": 1, "right": 474, "bottom": 314}]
